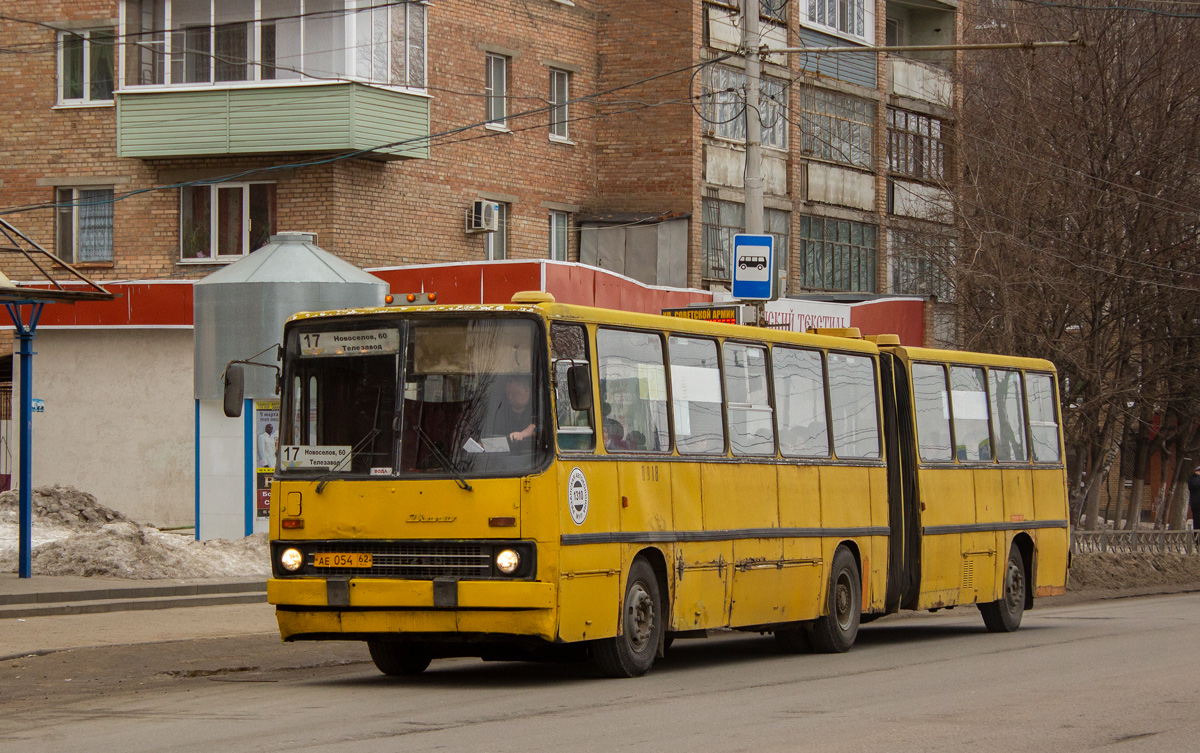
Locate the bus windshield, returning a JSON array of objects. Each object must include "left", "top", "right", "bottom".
[{"left": 280, "top": 315, "right": 549, "bottom": 480}]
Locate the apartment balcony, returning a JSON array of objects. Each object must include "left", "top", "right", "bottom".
[
  {"left": 887, "top": 57, "right": 954, "bottom": 109},
  {"left": 116, "top": 81, "right": 430, "bottom": 161}
]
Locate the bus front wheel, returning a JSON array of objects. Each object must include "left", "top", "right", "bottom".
[
  {"left": 368, "top": 640, "right": 433, "bottom": 676},
  {"left": 809, "top": 546, "right": 861, "bottom": 653},
  {"left": 593, "top": 558, "right": 663, "bottom": 678},
  {"left": 979, "top": 546, "right": 1026, "bottom": 633}
]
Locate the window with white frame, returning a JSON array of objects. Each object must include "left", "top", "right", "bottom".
[
  {"left": 59, "top": 28, "right": 116, "bottom": 104},
  {"left": 806, "top": 0, "right": 870, "bottom": 40},
  {"left": 485, "top": 203, "right": 509, "bottom": 260},
  {"left": 120, "top": 0, "right": 426, "bottom": 88},
  {"left": 486, "top": 53, "right": 508, "bottom": 125},
  {"left": 701, "top": 66, "right": 787, "bottom": 150},
  {"left": 549, "top": 68, "right": 569, "bottom": 139},
  {"left": 549, "top": 211, "right": 569, "bottom": 261},
  {"left": 180, "top": 183, "right": 276, "bottom": 261},
  {"left": 798, "top": 87, "right": 874, "bottom": 169},
  {"left": 56, "top": 188, "right": 115, "bottom": 263}
]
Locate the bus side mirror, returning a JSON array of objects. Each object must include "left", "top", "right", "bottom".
[
  {"left": 567, "top": 364, "right": 592, "bottom": 412},
  {"left": 223, "top": 364, "right": 245, "bottom": 418}
]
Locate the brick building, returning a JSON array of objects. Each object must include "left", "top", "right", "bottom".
[
  {"left": 1, "top": 0, "right": 958, "bottom": 313},
  {"left": 0, "top": 0, "right": 958, "bottom": 528}
]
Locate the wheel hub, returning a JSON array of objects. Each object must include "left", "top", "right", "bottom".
[{"left": 626, "top": 583, "right": 655, "bottom": 651}]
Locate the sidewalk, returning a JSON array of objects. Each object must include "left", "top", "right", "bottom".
[{"left": 0, "top": 573, "right": 275, "bottom": 659}]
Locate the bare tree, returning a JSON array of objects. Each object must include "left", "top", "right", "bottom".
[{"left": 954, "top": 2, "right": 1200, "bottom": 528}]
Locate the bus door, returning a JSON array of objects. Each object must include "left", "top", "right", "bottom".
[{"left": 880, "top": 351, "right": 922, "bottom": 611}]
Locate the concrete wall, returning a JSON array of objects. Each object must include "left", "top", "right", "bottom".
[{"left": 15, "top": 328, "right": 195, "bottom": 527}]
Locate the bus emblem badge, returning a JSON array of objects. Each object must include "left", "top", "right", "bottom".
[{"left": 568, "top": 467, "right": 589, "bottom": 526}]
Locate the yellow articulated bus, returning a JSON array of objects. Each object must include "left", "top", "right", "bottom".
[{"left": 242, "top": 291, "right": 1069, "bottom": 678}]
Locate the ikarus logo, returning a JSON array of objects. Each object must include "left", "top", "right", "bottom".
[{"left": 567, "top": 467, "right": 589, "bottom": 526}]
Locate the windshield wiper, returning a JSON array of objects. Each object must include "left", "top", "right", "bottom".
[
  {"left": 411, "top": 422, "right": 473, "bottom": 492},
  {"left": 314, "top": 427, "right": 382, "bottom": 493}
]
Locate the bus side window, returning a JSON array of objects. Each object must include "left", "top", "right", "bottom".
[
  {"left": 989, "top": 368, "right": 1028, "bottom": 462},
  {"left": 668, "top": 335, "right": 725, "bottom": 454},
  {"left": 597, "top": 328, "right": 670, "bottom": 453},
  {"left": 911, "top": 363, "right": 952, "bottom": 461},
  {"left": 551, "top": 323, "right": 595, "bottom": 452},
  {"left": 724, "top": 342, "right": 775, "bottom": 456},
  {"left": 773, "top": 346, "right": 829, "bottom": 457},
  {"left": 828, "top": 353, "right": 880, "bottom": 459},
  {"left": 1026, "top": 372, "right": 1061, "bottom": 463},
  {"left": 950, "top": 366, "right": 992, "bottom": 462}
]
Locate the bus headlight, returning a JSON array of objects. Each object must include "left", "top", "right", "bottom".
[
  {"left": 496, "top": 549, "right": 521, "bottom": 575},
  {"left": 280, "top": 548, "right": 303, "bottom": 572}
]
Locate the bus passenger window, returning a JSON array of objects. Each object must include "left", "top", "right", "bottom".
[
  {"left": 551, "top": 323, "right": 595, "bottom": 452},
  {"left": 1026, "top": 372, "right": 1061, "bottom": 463},
  {"left": 724, "top": 342, "right": 775, "bottom": 456},
  {"left": 668, "top": 336, "right": 724, "bottom": 454},
  {"left": 597, "top": 328, "right": 669, "bottom": 453},
  {"left": 773, "top": 347, "right": 829, "bottom": 457},
  {"left": 911, "top": 363, "right": 952, "bottom": 461},
  {"left": 828, "top": 353, "right": 880, "bottom": 459},
  {"left": 989, "top": 368, "right": 1028, "bottom": 462},
  {"left": 950, "top": 366, "right": 992, "bottom": 461}
]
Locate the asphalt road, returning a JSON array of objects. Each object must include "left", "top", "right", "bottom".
[{"left": 2, "top": 593, "right": 1198, "bottom": 752}]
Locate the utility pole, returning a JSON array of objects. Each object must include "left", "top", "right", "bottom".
[{"left": 741, "top": 0, "right": 763, "bottom": 236}]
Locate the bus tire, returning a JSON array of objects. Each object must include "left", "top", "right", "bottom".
[
  {"left": 809, "top": 547, "right": 861, "bottom": 653},
  {"left": 979, "top": 546, "right": 1026, "bottom": 633},
  {"left": 368, "top": 640, "right": 433, "bottom": 676},
  {"left": 593, "top": 558, "right": 663, "bottom": 678}
]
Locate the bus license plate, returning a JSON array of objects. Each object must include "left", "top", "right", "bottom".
[{"left": 314, "top": 552, "right": 373, "bottom": 568}]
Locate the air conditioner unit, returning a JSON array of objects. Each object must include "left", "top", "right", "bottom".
[{"left": 466, "top": 200, "right": 500, "bottom": 233}]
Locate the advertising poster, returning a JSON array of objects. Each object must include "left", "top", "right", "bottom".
[{"left": 254, "top": 400, "right": 280, "bottom": 519}]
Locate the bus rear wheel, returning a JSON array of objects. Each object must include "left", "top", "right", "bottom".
[
  {"left": 593, "top": 558, "right": 663, "bottom": 678},
  {"left": 368, "top": 640, "right": 433, "bottom": 676},
  {"left": 980, "top": 546, "right": 1026, "bottom": 633},
  {"left": 809, "top": 547, "right": 861, "bottom": 653}
]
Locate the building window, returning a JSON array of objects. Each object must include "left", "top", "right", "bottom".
[
  {"left": 59, "top": 29, "right": 116, "bottom": 104},
  {"left": 486, "top": 54, "right": 508, "bottom": 125},
  {"left": 889, "top": 229, "right": 955, "bottom": 301},
  {"left": 701, "top": 66, "right": 788, "bottom": 150},
  {"left": 549, "top": 211, "right": 569, "bottom": 261},
  {"left": 806, "top": 0, "right": 869, "bottom": 40},
  {"left": 121, "top": 0, "right": 427, "bottom": 88},
  {"left": 549, "top": 68, "right": 570, "bottom": 139},
  {"left": 180, "top": 183, "right": 276, "bottom": 261},
  {"left": 485, "top": 203, "right": 509, "bottom": 260},
  {"left": 701, "top": 198, "right": 790, "bottom": 289},
  {"left": 797, "top": 215, "right": 877, "bottom": 292},
  {"left": 798, "top": 87, "right": 874, "bottom": 170},
  {"left": 707, "top": 0, "right": 788, "bottom": 23},
  {"left": 888, "top": 108, "right": 946, "bottom": 182},
  {"left": 56, "top": 188, "right": 114, "bottom": 263}
]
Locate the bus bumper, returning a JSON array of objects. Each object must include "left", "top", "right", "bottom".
[{"left": 268, "top": 578, "right": 557, "bottom": 641}]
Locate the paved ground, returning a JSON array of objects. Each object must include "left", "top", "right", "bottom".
[{"left": 1, "top": 593, "right": 1198, "bottom": 752}]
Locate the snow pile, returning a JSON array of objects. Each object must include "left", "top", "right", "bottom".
[{"left": 0, "top": 485, "right": 269, "bottom": 579}]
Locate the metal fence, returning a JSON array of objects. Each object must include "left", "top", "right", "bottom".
[{"left": 1071, "top": 529, "right": 1200, "bottom": 555}]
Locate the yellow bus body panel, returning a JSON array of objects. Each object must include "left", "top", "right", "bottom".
[
  {"left": 619, "top": 460, "right": 672, "bottom": 533},
  {"left": 557, "top": 543, "right": 620, "bottom": 642},
  {"left": 672, "top": 539, "right": 733, "bottom": 630}
]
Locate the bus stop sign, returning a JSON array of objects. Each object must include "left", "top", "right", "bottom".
[{"left": 731, "top": 234, "right": 774, "bottom": 301}]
